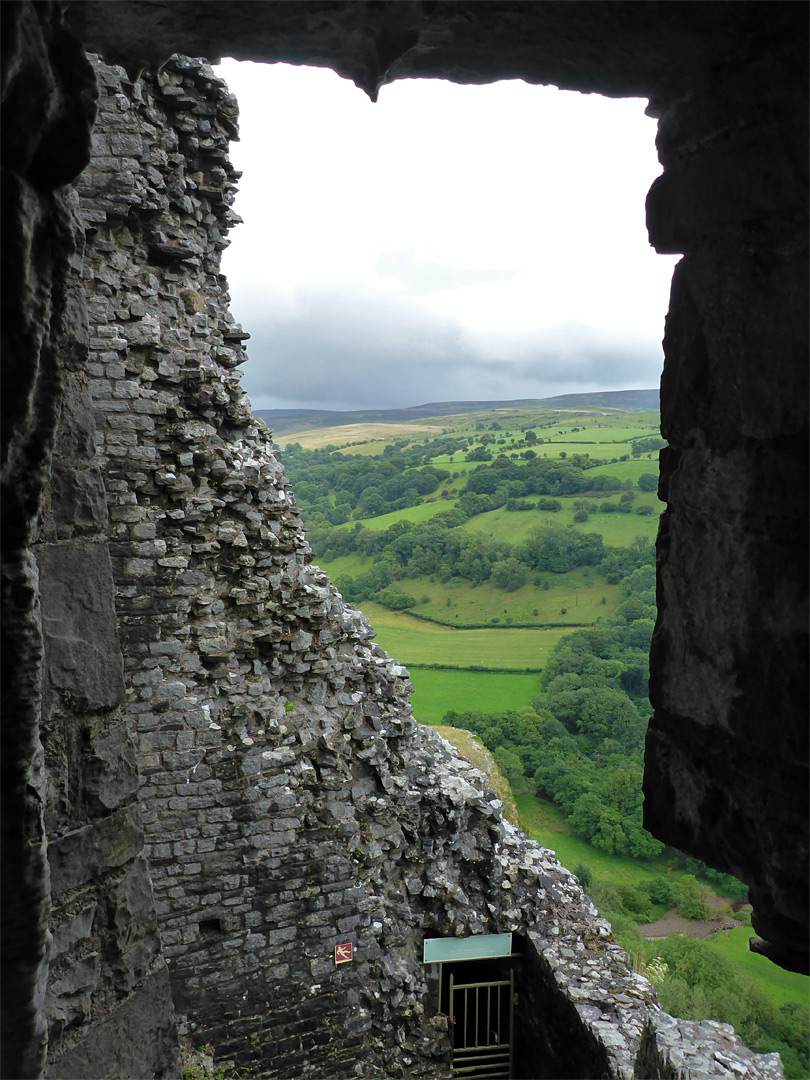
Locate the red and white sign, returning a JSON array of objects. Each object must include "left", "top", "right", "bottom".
[{"left": 334, "top": 942, "right": 353, "bottom": 965}]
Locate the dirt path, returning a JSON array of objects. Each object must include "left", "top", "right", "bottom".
[{"left": 640, "top": 896, "right": 749, "bottom": 940}]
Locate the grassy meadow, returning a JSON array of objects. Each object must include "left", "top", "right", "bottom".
[
  {"left": 358, "top": 601, "right": 566, "bottom": 668},
  {"left": 408, "top": 668, "right": 542, "bottom": 724},
  {"left": 709, "top": 927, "right": 810, "bottom": 1010}
]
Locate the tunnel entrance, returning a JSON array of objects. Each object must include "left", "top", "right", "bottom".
[
  {"left": 424, "top": 932, "right": 615, "bottom": 1080},
  {"left": 426, "top": 933, "right": 516, "bottom": 1079}
]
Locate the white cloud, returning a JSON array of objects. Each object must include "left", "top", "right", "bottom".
[{"left": 216, "top": 60, "right": 678, "bottom": 410}]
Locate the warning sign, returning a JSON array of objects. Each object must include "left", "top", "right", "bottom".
[{"left": 334, "top": 942, "right": 353, "bottom": 965}]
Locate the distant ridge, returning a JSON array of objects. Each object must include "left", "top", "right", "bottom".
[{"left": 254, "top": 389, "right": 659, "bottom": 437}]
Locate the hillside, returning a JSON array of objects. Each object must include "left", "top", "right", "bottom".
[{"left": 255, "top": 389, "right": 660, "bottom": 437}]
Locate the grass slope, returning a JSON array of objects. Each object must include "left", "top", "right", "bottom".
[
  {"left": 432, "top": 724, "right": 519, "bottom": 825},
  {"left": 407, "top": 571, "right": 621, "bottom": 627},
  {"left": 516, "top": 794, "right": 666, "bottom": 890},
  {"left": 709, "top": 927, "right": 810, "bottom": 1010},
  {"left": 361, "top": 601, "right": 567, "bottom": 668},
  {"left": 408, "top": 669, "right": 542, "bottom": 724}
]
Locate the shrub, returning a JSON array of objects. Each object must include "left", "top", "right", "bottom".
[
  {"left": 573, "top": 863, "right": 592, "bottom": 890},
  {"left": 377, "top": 588, "right": 416, "bottom": 610},
  {"left": 619, "top": 882, "right": 654, "bottom": 921},
  {"left": 675, "top": 874, "right": 709, "bottom": 920},
  {"left": 573, "top": 508, "right": 589, "bottom": 523},
  {"left": 649, "top": 875, "right": 675, "bottom": 907}
]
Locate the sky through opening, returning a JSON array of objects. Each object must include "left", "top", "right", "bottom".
[{"left": 216, "top": 61, "right": 679, "bottom": 413}]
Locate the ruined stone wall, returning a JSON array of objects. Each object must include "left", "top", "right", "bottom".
[
  {"left": 64, "top": 0, "right": 808, "bottom": 971},
  {"left": 70, "top": 53, "right": 784, "bottom": 1080}
]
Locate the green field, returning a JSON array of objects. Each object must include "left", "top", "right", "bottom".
[
  {"left": 546, "top": 423, "right": 659, "bottom": 444},
  {"left": 709, "top": 927, "right": 810, "bottom": 1009},
  {"left": 316, "top": 559, "right": 623, "bottom": 630},
  {"left": 350, "top": 499, "right": 455, "bottom": 531},
  {"left": 588, "top": 459, "right": 663, "bottom": 482},
  {"left": 402, "top": 569, "right": 622, "bottom": 627},
  {"left": 411, "top": 669, "right": 542, "bottom": 724},
  {"left": 360, "top": 601, "right": 567, "bottom": 668},
  {"left": 458, "top": 501, "right": 661, "bottom": 548}
]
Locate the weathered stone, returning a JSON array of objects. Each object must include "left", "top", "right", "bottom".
[
  {"left": 44, "top": 965, "right": 179, "bottom": 1080},
  {"left": 48, "top": 805, "right": 144, "bottom": 896},
  {"left": 36, "top": 540, "right": 125, "bottom": 710}
]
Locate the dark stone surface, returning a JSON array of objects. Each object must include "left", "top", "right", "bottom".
[
  {"left": 48, "top": 805, "right": 143, "bottom": 896},
  {"left": 645, "top": 48, "right": 809, "bottom": 972},
  {"left": 36, "top": 539, "right": 125, "bottom": 710},
  {"left": 1, "top": 3, "right": 98, "bottom": 1075},
  {"left": 44, "top": 965, "right": 178, "bottom": 1080}
]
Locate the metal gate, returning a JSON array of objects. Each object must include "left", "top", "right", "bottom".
[{"left": 449, "top": 969, "right": 514, "bottom": 1079}]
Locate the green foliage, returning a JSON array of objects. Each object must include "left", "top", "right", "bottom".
[
  {"left": 376, "top": 588, "right": 417, "bottom": 610},
  {"left": 492, "top": 746, "right": 530, "bottom": 795},
  {"left": 648, "top": 875, "right": 675, "bottom": 906},
  {"left": 573, "top": 862, "right": 593, "bottom": 890},
  {"left": 649, "top": 936, "right": 810, "bottom": 1073},
  {"left": 675, "top": 874, "right": 709, "bottom": 920}
]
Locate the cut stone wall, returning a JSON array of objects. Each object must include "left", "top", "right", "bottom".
[
  {"left": 1, "top": 5, "right": 176, "bottom": 1077},
  {"left": 644, "top": 38, "right": 809, "bottom": 974}
]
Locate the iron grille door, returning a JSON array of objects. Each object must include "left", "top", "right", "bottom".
[{"left": 449, "top": 969, "right": 514, "bottom": 1079}]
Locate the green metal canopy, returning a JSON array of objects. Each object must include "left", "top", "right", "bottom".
[{"left": 423, "top": 933, "right": 512, "bottom": 964}]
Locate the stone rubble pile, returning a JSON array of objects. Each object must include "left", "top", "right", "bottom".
[{"left": 67, "top": 52, "right": 783, "bottom": 1080}]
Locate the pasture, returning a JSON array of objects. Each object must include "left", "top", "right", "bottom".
[
  {"left": 407, "top": 570, "right": 622, "bottom": 626},
  {"left": 360, "top": 601, "right": 568, "bottom": 668},
  {"left": 408, "top": 669, "right": 542, "bottom": 724},
  {"left": 283, "top": 421, "right": 443, "bottom": 449},
  {"left": 709, "top": 927, "right": 810, "bottom": 1010}
]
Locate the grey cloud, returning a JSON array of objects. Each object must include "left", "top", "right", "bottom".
[{"left": 233, "top": 285, "right": 662, "bottom": 411}]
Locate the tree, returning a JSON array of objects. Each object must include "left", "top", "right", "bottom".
[
  {"left": 675, "top": 875, "right": 709, "bottom": 919},
  {"left": 490, "top": 556, "right": 529, "bottom": 592},
  {"left": 638, "top": 473, "right": 658, "bottom": 492},
  {"left": 574, "top": 863, "right": 593, "bottom": 890},
  {"left": 493, "top": 746, "right": 529, "bottom": 795}
]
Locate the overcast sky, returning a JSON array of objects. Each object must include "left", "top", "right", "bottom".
[{"left": 216, "top": 60, "right": 679, "bottom": 413}]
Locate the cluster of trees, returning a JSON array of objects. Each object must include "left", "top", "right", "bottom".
[
  {"left": 281, "top": 442, "right": 454, "bottom": 525},
  {"left": 462, "top": 456, "right": 623, "bottom": 499},
  {"left": 311, "top": 512, "right": 645, "bottom": 606},
  {"left": 281, "top": 439, "right": 648, "bottom": 529},
  {"left": 444, "top": 561, "right": 662, "bottom": 857}
]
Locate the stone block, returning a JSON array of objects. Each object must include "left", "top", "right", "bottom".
[
  {"left": 85, "top": 721, "right": 140, "bottom": 811},
  {"left": 44, "top": 964, "right": 178, "bottom": 1079},
  {"left": 36, "top": 539, "right": 125, "bottom": 709},
  {"left": 48, "top": 805, "right": 144, "bottom": 896}
]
